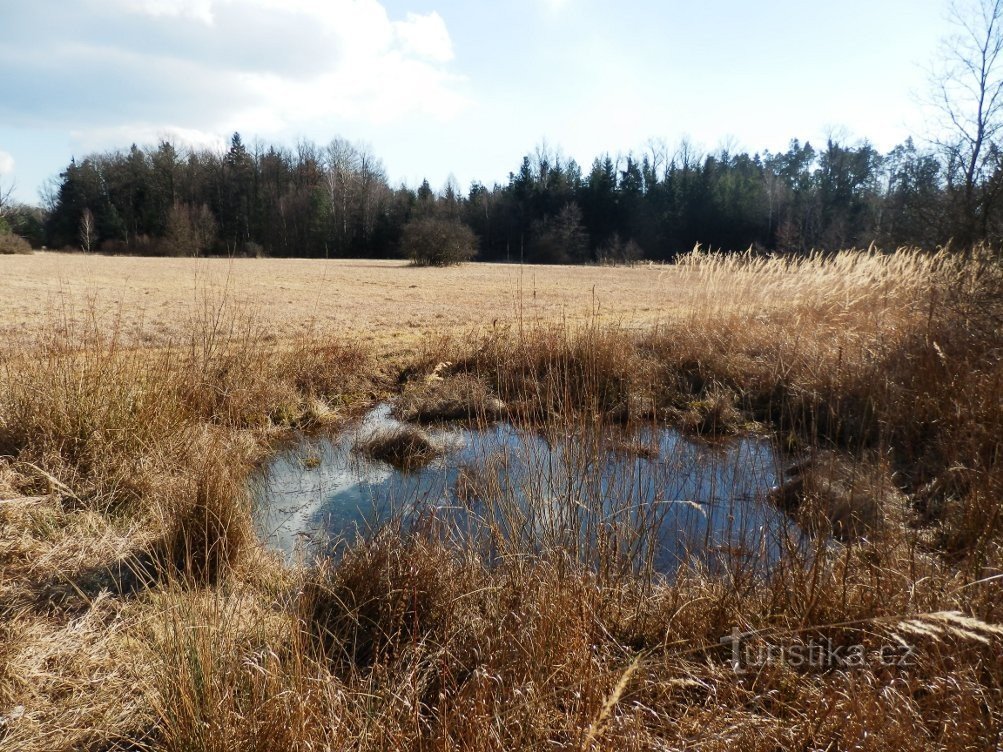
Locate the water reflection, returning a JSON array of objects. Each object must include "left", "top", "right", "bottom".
[{"left": 252, "top": 403, "right": 799, "bottom": 573}]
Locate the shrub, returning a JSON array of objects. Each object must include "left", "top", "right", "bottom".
[
  {"left": 2, "top": 205, "right": 45, "bottom": 247},
  {"left": 401, "top": 217, "right": 476, "bottom": 266},
  {"left": 597, "top": 233, "right": 644, "bottom": 266},
  {"left": 0, "top": 231, "right": 31, "bottom": 254},
  {"left": 165, "top": 202, "right": 218, "bottom": 257}
]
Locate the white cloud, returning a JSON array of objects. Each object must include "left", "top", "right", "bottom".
[
  {"left": 0, "top": 151, "right": 14, "bottom": 175},
  {"left": 4, "top": 0, "right": 469, "bottom": 148},
  {"left": 394, "top": 12, "right": 453, "bottom": 63},
  {"left": 111, "top": 0, "right": 215, "bottom": 24},
  {"left": 69, "top": 124, "right": 226, "bottom": 152}
]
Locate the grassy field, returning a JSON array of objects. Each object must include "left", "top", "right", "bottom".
[
  {"left": 0, "top": 253, "right": 690, "bottom": 347},
  {"left": 0, "top": 248, "right": 1001, "bottom": 750}
]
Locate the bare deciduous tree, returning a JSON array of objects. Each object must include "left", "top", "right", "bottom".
[
  {"left": 0, "top": 178, "right": 14, "bottom": 219},
  {"left": 166, "top": 202, "right": 217, "bottom": 256},
  {"left": 355, "top": 142, "right": 389, "bottom": 241},
  {"left": 323, "top": 138, "right": 360, "bottom": 253},
  {"left": 931, "top": 0, "right": 1003, "bottom": 242},
  {"left": 80, "top": 208, "right": 96, "bottom": 252},
  {"left": 321, "top": 138, "right": 389, "bottom": 255}
]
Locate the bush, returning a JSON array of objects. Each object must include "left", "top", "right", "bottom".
[
  {"left": 401, "top": 217, "right": 476, "bottom": 267},
  {"left": 165, "top": 202, "right": 218, "bottom": 257},
  {"left": 0, "top": 231, "right": 32, "bottom": 254},
  {"left": 2, "top": 205, "right": 45, "bottom": 247},
  {"left": 597, "top": 233, "right": 644, "bottom": 266}
]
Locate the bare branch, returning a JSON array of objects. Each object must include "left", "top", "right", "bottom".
[
  {"left": 0, "top": 178, "right": 14, "bottom": 217},
  {"left": 930, "top": 0, "right": 1003, "bottom": 240}
]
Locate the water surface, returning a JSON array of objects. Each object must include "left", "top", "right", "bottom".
[{"left": 252, "top": 404, "right": 797, "bottom": 572}]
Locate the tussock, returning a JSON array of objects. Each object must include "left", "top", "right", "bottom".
[
  {"left": 672, "top": 383, "right": 745, "bottom": 436},
  {"left": 354, "top": 425, "right": 443, "bottom": 471},
  {"left": 396, "top": 373, "right": 507, "bottom": 424},
  {"left": 768, "top": 450, "right": 905, "bottom": 540}
]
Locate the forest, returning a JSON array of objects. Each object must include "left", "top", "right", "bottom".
[{"left": 1, "top": 130, "right": 988, "bottom": 262}]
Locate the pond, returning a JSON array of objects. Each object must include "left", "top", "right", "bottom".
[{"left": 251, "top": 403, "right": 802, "bottom": 573}]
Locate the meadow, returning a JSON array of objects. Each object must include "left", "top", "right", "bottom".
[
  {"left": 0, "top": 253, "right": 683, "bottom": 347},
  {"left": 0, "top": 248, "right": 1001, "bottom": 751}
]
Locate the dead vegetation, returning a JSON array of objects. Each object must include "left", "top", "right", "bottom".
[
  {"left": 396, "top": 371, "right": 507, "bottom": 424},
  {"left": 0, "top": 247, "right": 1001, "bottom": 750},
  {"left": 768, "top": 450, "right": 906, "bottom": 540},
  {"left": 353, "top": 425, "right": 443, "bottom": 471},
  {"left": 0, "top": 232, "right": 31, "bottom": 255},
  {"left": 0, "top": 253, "right": 687, "bottom": 348}
]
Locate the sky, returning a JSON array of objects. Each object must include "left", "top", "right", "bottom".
[{"left": 0, "top": 0, "right": 950, "bottom": 205}]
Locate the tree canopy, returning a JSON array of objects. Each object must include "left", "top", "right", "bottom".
[{"left": 34, "top": 130, "right": 992, "bottom": 261}]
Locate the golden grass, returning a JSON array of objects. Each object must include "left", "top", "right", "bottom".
[
  {"left": 0, "top": 252, "right": 691, "bottom": 349},
  {"left": 353, "top": 424, "right": 443, "bottom": 471},
  {"left": 0, "top": 247, "right": 1001, "bottom": 750},
  {"left": 396, "top": 372, "right": 508, "bottom": 424}
]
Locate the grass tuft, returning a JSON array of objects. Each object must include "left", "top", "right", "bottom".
[{"left": 354, "top": 425, "right": 443, "bottom": 471}]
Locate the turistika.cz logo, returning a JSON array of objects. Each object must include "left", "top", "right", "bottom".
[{"left": 719, "top": 627, "right": 916, "bottom": 674}]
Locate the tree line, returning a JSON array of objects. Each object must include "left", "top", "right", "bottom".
[{"left": 29, "top": 130, "right": 982, "bottom": 262}]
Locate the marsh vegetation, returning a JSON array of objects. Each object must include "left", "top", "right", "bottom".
[{"left": 0, "top": 248, "right": 1001, "bottom": 750}]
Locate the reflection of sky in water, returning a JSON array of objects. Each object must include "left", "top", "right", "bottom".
[{"left": 251, "top": 404, "right": 801, "bottom": 572}]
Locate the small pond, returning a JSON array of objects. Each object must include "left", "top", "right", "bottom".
[{"left": 251, "top": 403, "right": 801, "bottom": 573}]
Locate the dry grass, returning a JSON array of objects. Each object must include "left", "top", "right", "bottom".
[
  {"left": 396, "top": 372, "right": 508, "bottom": 424},
  {"left": 0, "top": 252, "right": 689, "bottom": 348},
  {"left": 1, "top": 247, "right": 1001, "bottom": 750},
  {"left": 354, "top": 425, "right": 443, "bottom": 471}
]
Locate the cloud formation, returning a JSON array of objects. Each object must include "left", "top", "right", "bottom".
[
  {"left": 0, "top": 0, "right": 467, "bottom": 152},
  {"left": 113, "top": 0, "right": 216, "bottom": 24},
  {"left": 394, "top": 11, "right": 453, "bottom": 63},
  {"left": 0, "top": 151, "right": 14, "bottom": 176}
]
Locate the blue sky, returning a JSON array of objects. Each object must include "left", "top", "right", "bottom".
[{"left": 0, "top": 0, "right": 947, "bottom": 205}]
